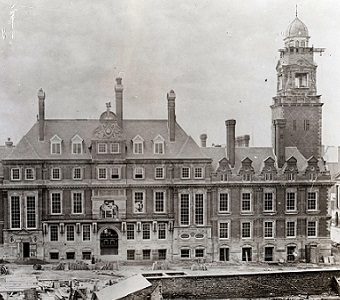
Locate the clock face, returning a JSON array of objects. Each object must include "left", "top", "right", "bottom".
[
  {"left": 267, "top": 166, "right": 272, "bottom": 171},
  {"left": 310, "top": 166, "right": 315, "bottom": 171},
  {"left": 289, "top": 166, "right": 294, "bottom": 171}
]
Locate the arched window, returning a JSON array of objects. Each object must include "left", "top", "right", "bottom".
[{"left": 295, "top": 40, "right": 299, "bottom": 47}]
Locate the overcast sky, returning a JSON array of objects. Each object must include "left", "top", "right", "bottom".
[{"left": 0, "top": 0, "right": 339, "bottom": 154}]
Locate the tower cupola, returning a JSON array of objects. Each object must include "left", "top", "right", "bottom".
[{"left": 284, "top": 17, "right": 309, "bottom": 48}]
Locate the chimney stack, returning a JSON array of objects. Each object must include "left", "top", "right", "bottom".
[
  {"left": 225, "top": 119, "right": 236, "bottom": 168},
  {"left": 115, "top": 77, "right": 123, "bottom": 128},
  {"left": 236, "top": 135, "right": 250, "bottom": 147},
  {"left": 274, "top": 119, "right": 286, "bottom": 168},
  {"left": 167, "top": 90, "right": 176, "bottom": 142},
  {"left": 200, "top": 134, "right": 207, "bottom": 147},
  {"left": 38, "top": 88, "right": 45, "bottom": 141},
  {"left": 5, "top": 138, "right": 13, "bottom": 148}
]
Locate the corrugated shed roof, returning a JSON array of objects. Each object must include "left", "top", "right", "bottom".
[{"left": 93, "top": 274, "right": 151, "bottom": 300}]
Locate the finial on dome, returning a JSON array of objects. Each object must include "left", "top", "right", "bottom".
[
  {"left": 106, "top": 102, "right": 111, "bottom": 112},
  {"left": 295, "top": 4, "right": 298, "bottom": 17}
]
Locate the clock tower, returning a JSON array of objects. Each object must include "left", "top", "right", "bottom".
[{"left": 271, "top": 15, "right": 325, "bottom": 162}]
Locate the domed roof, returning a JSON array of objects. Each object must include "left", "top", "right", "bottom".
[
  {"left": 100, "top": 110, "right": 117, "bottom": 122},
  {"left": 286, "top": 17, "right": 309, "bottom": 38}
]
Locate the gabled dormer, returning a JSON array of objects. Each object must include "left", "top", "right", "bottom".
[
  {"left": 238, "top": 157, "right": 254, "bottom": 181},
  {"left": 153, "top": 135, "right": 165, "bottom": 154},
  {"left": 260, "top": 157, "right": 277, "bottom": 181},
  {"left": 50, "top": 134, "right": 62, "bottom": 155},
  {"left": 132, "top": 135, "right": 144, "bottom": 154},
  {"left": 216, "top": 157, "right": 232, "bottom": 182},
  {"left": 71, "top": 134, "right": 83, "bottom": 154},
  {"left": 283, "top": 156, "right": 298, "bottom": 181},
  {"left": 305, "top": 156, "right": 320, "bottom": 181}
]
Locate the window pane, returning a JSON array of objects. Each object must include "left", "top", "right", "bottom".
[
  {"left": 241, "top": 222, "right": 251, "bottom": 238},
  {"left": 26, "top": 196, "right": 36, "bottom": 228},
  {"left": 242, "top": 193, "right": 251, "bottom": 212},
  {"left": 219, "top": 193, "right": 229, "bottom": 212},
  {"left": 11, "top": 196, "right": 20, "bottom": 229},
  {"left": 127, "top": 223, "right": 135, "bottom": 240},
  {"left": 195, "top": 194, "right": 204, "bottom": 225},
  {"left": 219, "top": 222, "right": 229, "bottom": 239},
  {"left": 182, "top": 167, "right": 190, "bottom": 178},
  {"left": 158, "top": 223, "right": 166, "bottom": 239},
  {"left": 82, "top": 224, "right": 91, "bottom": 241},
  {"left": 155, "top": 192, "right": 165, "bottom": 213},
  {"left": 180, "top": 194, "right": 190, "bottom": 225},
  {"left": 73, "top": 192, "right": 83, "bottom": 214},
  {"left": 66, "top": 225, "right": 75, "bottom": 241},
  {"left": 264, "top": 193, "right": 273, "bottom": 211},
  {"left": 134, "top": 192, "right": 144, "bottom": 213},
  {"left": 50, "top": 224, "right": 59, "bottom": 241},
  {"left": 307, "top": 192, "right": 317, "bottom": 210},
  {"left": 142, "top": 223, "right": 150, "bottom": 240},
  {"left": 286, "top": 192, "right": 296, "bottom": 211},
  {"left": 51, "top": 193, "right": 61, "bottom": 214}
]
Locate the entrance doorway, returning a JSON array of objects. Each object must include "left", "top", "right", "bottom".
[
  {"left": 100, "top": 229, "right": 118, "bottom": 255},
  {"left": 287, "top": 246, "right": 297, "bottom": 262},
  {"left": 264, "top": 247, "right": 274, "bottom": 261},
  {"left": 242, "top": 247, "right": 252, "bottom": 262},
  {"left": 23, "top": 243, "right": 30, "bottom": 258}
]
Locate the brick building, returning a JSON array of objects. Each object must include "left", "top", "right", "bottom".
[{"left": 0, "top": 16, "right": 333, "bottom": 263}]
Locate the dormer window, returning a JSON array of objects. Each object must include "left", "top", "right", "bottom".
[
  {"left": 242, "top": 173, "right": 251, "bottom": 182},
  {"left": 71, "top": 134, "right": 83, "bottom": 154},
  {"left": 50, "top": 135, "right": 62, "bottom": 154},
  {"left": 133, "top": 135, "right": 144, "bottom": 154},
  {"left": 154, "top": 135, "right": 165, "bottom": 154},
  {"left": 97, "top": 143, "right": 107, "bottom": 154},
  {"left": 265, "top": 173, "right": 273, "bottom": 181},
  {"left": 110, "top": 143, "right": 120, "bottom": 154},
  {"left": 287, "top": 173, "right": 296, "bottom": 181}
]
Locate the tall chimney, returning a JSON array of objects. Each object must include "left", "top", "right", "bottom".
[
  {"left": 225, "top": 119, "right": 236, "bottom": 168},
  {"left": 115, "top": 77, "right": 123, "bottom": 128},
  {"left": 167, "top": 90, "right": 176, "bottom": 142},
  {"left": 274, "top": 119, "right": 286, "bottom": 168},
  {"left": 200, "top": 134, "right": 207, "bottom": 147},
  {"left": 38, "top": 88, "right": 45, "bottom": 141},
  {"left": 5, "top": 138, "right": 13, "bottom": 148}
]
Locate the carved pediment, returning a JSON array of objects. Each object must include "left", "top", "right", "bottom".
[{"left": 93, "top": 123, "right": 124, "bottom": 140}]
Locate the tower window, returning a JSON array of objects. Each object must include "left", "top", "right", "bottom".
[
  {"left": 295, "top": 73, "right": 308, "bottom": 88},
  {"left": 304, "top": 120, "right": 310, "bottom": 131},
  {"left": 293, "top": 120, "right": 297, "bottom": 130}
]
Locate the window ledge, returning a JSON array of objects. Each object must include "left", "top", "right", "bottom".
[
  {"left": 263, "top": 211, "right": 277, "bottom": 215},
  {"left": 240, "top": 212, "right": 254, "bottom": 216},
  {"left": 285, "top": 211, "right": 298, "bottom": 215},
  {"left": 307, "top": 210, "right": 320, "bottom": 214}
]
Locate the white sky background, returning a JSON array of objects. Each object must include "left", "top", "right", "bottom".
[{"left": 0, "top": 0, "right": 339, "bottom": 152}]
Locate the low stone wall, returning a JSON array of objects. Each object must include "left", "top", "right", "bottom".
[{"left": 123, "top": 269, "right": 340, "bottom": 299}]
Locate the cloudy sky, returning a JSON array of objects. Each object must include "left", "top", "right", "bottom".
[{"left": 0, "top": 0, "right": 339, "bottom": 154}]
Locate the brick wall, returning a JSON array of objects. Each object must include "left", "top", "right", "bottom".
[{"left": 126, "top": 269, "right": 340, "bottom": 299}]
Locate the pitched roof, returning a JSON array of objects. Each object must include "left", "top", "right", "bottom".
[
  {"left": 5, "top": 119, "right": 207, "bottom": 161},
  {"left": 201, "top": 145, "right": 326, "bottom": 174}
]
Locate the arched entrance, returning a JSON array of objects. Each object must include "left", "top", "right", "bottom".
[{"left": 100, "top": 228, "right": 118, "bottom": 255}]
